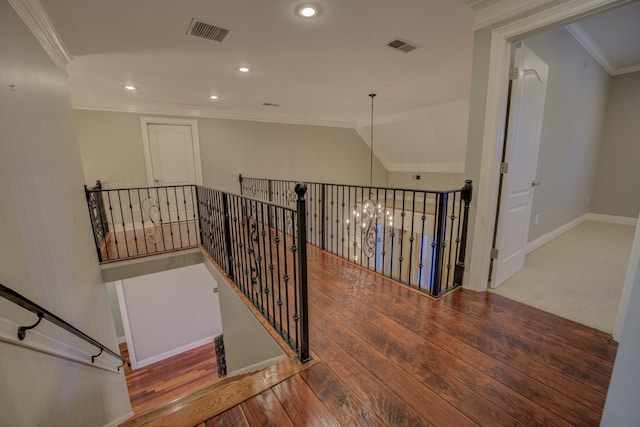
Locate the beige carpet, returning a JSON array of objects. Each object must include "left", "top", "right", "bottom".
[{"left": 491, "top": 220, "right": 636, "bottom": 333}]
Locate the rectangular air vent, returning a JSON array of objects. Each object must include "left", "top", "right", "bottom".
[
  {"left": 187, "top": 19, "right": 230, "bottom": 42},
  {"left": 262, "top": 102, "right": 281, "bottom": 107},
  {"left": 387, "top": 38, "right": 419, "bottom": 53}
]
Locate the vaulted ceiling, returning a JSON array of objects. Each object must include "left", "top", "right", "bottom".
[{"left": 35, "top": 0, "right": 640, "bottom": 173}]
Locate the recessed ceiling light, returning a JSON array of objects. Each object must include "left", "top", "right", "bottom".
[
  {"left": 124, "top": 85, "right": 136, "bottom": 91},
  {"left": 210, "top": 95, "right": 219, "bottom": 100},
  {"left": 238, "top": 67, "right": 250, "bottom": 73},
  {"left": 296, "top": 4, "right": 319, "bottom": 18}
]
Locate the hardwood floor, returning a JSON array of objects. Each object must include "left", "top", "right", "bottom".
[
  {"left": 119, "top": 341, "right": 222, "bottom": 414},
  {"left": 197, "top": 246, "right": 617, "bottom": 426}
]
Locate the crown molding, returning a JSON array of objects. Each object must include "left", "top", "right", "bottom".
[
  {"left": 387, "top": 163, "right": 466, "bottom": 174},
  {"left": 566, "top": 22, "right": 640, "bottom": 76},
  {"left": 471, "top": 0, "right": 555, "bottom": 31},
  {"left": 9, "top": 0, "right": 72, "bottom": 69},
  {"left": 72, "top": 103, "right": 355, "bottom": 129},
  {"left": 565, "top": 23, "right": 616, "bottom": 75}
]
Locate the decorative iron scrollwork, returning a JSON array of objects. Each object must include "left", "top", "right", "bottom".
[{"left": 141, "top": 196, "right": 162, "bottom": 244}]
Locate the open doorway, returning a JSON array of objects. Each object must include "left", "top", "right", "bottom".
[{"left": 488, "top": 3, "right": 640, "bottom": 334}]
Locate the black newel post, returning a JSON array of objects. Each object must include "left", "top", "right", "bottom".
[
  {"left": 432, "top": 192, "right": 449, "bottom": 297},
  {"left": 454, "top": 180, "right": 473, "bottom": 286},
  {"left": 222, "top": 193, "right": 235, "bottom": 280},
  {"left": 295, "top": 182, "right": 311, "bottom": 362},
  {"left": 238, "top": 174, "right": 244, "bottom": 195}
]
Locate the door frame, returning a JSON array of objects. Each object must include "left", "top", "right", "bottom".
[
  {"left": 140, "top": 116, "right": 203, "bottom": 186},
  {"left": 465, "top": 0, "right": 629, "bottom": 294}
]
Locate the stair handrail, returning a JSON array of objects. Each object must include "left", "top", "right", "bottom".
[{"left": 0, "top": 283, "right": 130, "bottom": 370}]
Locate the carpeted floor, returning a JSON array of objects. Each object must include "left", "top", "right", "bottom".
[{"left": 491, "top": 220, "right": 636, "bottom": 333}]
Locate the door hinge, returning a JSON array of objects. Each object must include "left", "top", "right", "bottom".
[
  {"left": 500, "top": 162, "right": 509, "bottom": 174},
  {"left": 509, "top": 67, "right": 519, "bottom": 80},
  {"left": 491, "top": 248, "right": 499, "bottom": 259}
]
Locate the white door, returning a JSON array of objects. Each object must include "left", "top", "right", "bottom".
[
  {"left": 491, "top": 43, "right": 548, "bottom": 288},
  {"left": 141, "top": 118, "right": 202, "bottom": 228},
  {"left": 146, "top": 124, "right": 197, "bottom": 186}
]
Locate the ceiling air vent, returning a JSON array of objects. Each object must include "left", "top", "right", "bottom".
[
  {"left": 262, "top": 102, "right": 281, "bottom": 107},
  {"left": 187, "top": 19, "right": 230, "bottom": 42},
  {"left": 387, "top": 38, "right": 419, "bottom": 53}
]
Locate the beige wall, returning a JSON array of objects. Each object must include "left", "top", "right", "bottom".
[
  {"left": 74, "top": 110, "right": 389, "bottom": 193},
  {"left": 0, "top": 2, "right": 131, "bottom": 425},
  {"left": 387, "top": 172, "right": 466, "bottom": 191},
  {"left": 591, "top": 71, "right": 640, "bottom": 219},
  {"left": 523, "top": 27, "right": 610, "bottom": 241}
]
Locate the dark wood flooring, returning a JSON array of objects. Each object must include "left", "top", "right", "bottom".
[
  {"left": 119, "top": 341, "right": 222, "bottom": 414},
  {"left": 199, "top": 246, "right": 618, "bottom": 426}
]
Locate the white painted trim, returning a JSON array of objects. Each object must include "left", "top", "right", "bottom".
[
  {"left": 114, "top": 280, "right": 138, "bottom": 369},
  {"left": 472, "top": 0, "right": 555, "bottom": 31},
  {"left": 615, "top": 64, "right": 640, "bottom": 75},
  {"left": 136, "top": 334, "right": 221, "bottom": 369},
  {"left": 386, "top": 162, "right": 466, "bottom": 173},
  {"left": 0, "top": 315, "right": 122, "bottom": 373},
  {"left": 8, "top": 0, "right": 72, "bottom": 69},
  {"left": 466, "top": 0, "right": 629, "bottom": 293},
  {"left": 464, "top": 0, "right": 500, "bottom": 12},
  {"left": 74, "top": 104, "right": 354, "bottom": 130},
  {"left": 103, "top": 411, "right": 135, "bottom": 427},
  {"left": 565, "top": 23, "right": 616, "bottom": 75},
  {"left": 526, "top": 214, "right": 588, "bottom": 254},
  {"left": 613, "top": 214, "right": 640, "bottom": 341},
  {"left": 140, "top": 116, "right": 203, "bottom": 186},
  {"left": 586, "top": 213, "right": 639, "bottom": 226},
  {"left": 227, "top": 354, "right": 288, "bottom": 377}
]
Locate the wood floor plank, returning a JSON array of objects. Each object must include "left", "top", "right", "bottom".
[
  {"left": 241, "top": 389, "right": 295, "bottom": 427},
  {"left": 271, "top": 374, "right": 341, "bottom": 427},
  {"left": 204, "top": 405, "right": 248, "bottom": 427},
  {"left": 298, "top": 362, "right": 387, "bottom": 427}
]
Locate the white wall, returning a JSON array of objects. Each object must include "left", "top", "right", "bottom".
[
  {"left": 119, "top": 264, "right": 222, "bottom": 367},
  {"left": 387, "top": 172, "right": 466, "bottom": 191},
  {"left": 203, "top": 260, "right": 287, "bottom": 376},
  {"left": 523, "top": 27, "right": 610, "bottom": 241},
  {"left": 0, "top": 1, "right": 131, "bottom": 425},
  {"left": 601, "top": 217, "right": 640, "bottom": 425}
]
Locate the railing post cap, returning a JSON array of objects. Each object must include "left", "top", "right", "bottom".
[{"left": 295, "top": 182, "right": 308, "bottom": 197}]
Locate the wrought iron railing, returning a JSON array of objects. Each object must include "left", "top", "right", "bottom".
[
  {"left": 84, "top": 182, "right": 311, "bottom": 362},
  {"left": 197, "top": 184, "right": 310, "bottom": 362},
  {"left": 240, "top": 175, "right": 472, "bottom": 298},
  {"left": 84, "top": 183, "right": 200, "bottom": 262},
  {"left": 0, "top": 283, "right": 131, "bottom": 370}
]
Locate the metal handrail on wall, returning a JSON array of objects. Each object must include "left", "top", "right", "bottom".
[
  {"left": 239, "top": 175, "right": 472, "bottom": 298},
  {"left": 0, "top": 283, "right": 131, "bottom": 370}
]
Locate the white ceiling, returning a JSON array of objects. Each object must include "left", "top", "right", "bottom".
[{"left": 34, "top": 0, "right": 640, "bottom": 172}]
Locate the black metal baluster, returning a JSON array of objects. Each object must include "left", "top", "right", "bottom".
[
  {"left": 256, "top": 201, "right": 267, "bottom": 315},
  {"left": 273, "top": 207, "right": 284, "bottom": 335},
  {"left": 282, "top": 208, "right": 291, "bottom": 345},
  {"left": 116, "top": 190, "right": 131, "bottom": 258},
  {"left": 191, "top": 185, "right": 199, "bottom": 246},
  {"left": 390, "top": 189, "right": 396, "bottom": 280},
  {"left": 221, "top": 192, "right": 234, "bottom": 279},
  {"left": 127, "top": 189, "right": 140, "bottom": 255},
  {"left": 432, "top": 192, "right": 449, "bottom": 297},
  {"left": 398, "top": 190, "right": 406, "bottom": 282},
  {"left": 454, "top": 180, "right": 473, "bottom": 286},
  {"left": 445, "top": 191, "right": 457, "bottom": 291},
  {"left": 382, "top": 188, "right": 388, "bottom": 276},
  {"left": 408, "top": 191, "right": 416, "bottom": 286},
  {"left": 294, "top": 182, "right": 309, "bottom": 361},
  {"left": 418, "top": 192, "right": 428, "bottom": 290},
  {"left": 266, "top": 204, "right": 276, "bottom": 325},
  {"left": 172, "top": 187, "right": 183, "bottom": 249}
]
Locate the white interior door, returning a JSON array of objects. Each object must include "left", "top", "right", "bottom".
[
  {"left": 491, "top": 43, "right": 549, "bottom": 288},
  {"left": 147, "top": 124, "right": 197, "bottom": 186}
]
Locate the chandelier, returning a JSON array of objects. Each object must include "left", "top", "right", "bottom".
[{"left": 345, "top": 94, "right": 394, "bottom": 259}]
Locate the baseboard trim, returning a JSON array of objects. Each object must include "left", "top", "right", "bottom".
[
  {"left": 104, "top": 411, "right": 135, "bottom": 427},
  {"left": 227, "top": 354, "right": 289, "bottom": 377},
  {"left": 585, "top": 213, "right": 638, "bottom": 226},
  {"left": 526, "top": 214, "right": 587, "bottom": 254},
  {"left": 136, "top": 333, "right": 221, "bottom": 369}
]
